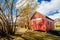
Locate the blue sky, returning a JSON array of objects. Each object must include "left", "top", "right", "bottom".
[
  {"left": 36, "top": 0, "right": 60, "bottom": 20},
  {"left": 38, "top": 0, "right": 51, "bottom": 3},
  {"left": 14, "top": 0, "right": 17, "bottom": 4},
  {"left": 10, "top": 0, "right": 60, "bottom": 20},
  {"left": 1, "top": 0, "right": 60, "bottom": 20}
]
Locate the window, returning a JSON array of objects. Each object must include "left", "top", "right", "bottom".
[
  {"left": 35, "top": 18, "right": 42, "bottom": 20},
  {"left": 47, "top": 21, "right": 49, "bottom": 25}
]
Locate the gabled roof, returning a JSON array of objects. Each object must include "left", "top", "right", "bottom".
[
  {"left": 30, "top": 11, "right": 54, "bottom": 21},
  {"left": 30, "top": 11, "right": 45, "bottom": 19},
  {"left": 46, "top": 16, "right": 54, "bottom": 21},
  {"left": 29, "top": 11, "right": 38, "bottom": 19}
]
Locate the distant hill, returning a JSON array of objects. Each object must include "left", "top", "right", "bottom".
[
  {"left": 55, "top": 18, "right": 60, "bottom": 24},
  {"left": 54, "top": 18, "right": 60, "bottom": 30},
  {"left": 55, "top": 18, "right": 60, "bottom": 22}
]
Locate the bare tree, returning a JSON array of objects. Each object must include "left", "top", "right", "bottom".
[
  {"left": 16, "top": 0, "right": 38, "bottom": 29},
  {"left": 0, "top": 0, "right": 17, "bottom": 35}
]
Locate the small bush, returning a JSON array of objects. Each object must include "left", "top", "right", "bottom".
[{"left": 56, "top": 24, "right": 60, "bottom": 27}]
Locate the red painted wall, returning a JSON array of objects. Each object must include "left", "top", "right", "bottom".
[
  {"left": 46, "top": 17, "right": 54, "bottom": 31},
  {"left": 30, "top": 11, "right": 54, "bottom": 31}
]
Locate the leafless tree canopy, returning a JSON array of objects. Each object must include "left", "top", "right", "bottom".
[{"left": 0, "top": 0, "right": 17, "bottom": 34}]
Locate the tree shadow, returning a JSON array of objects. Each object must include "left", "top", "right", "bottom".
[
  {"left": 47, "top": 30, "right": 60, "bottom": 36},
  {"left": 0, "top": 29, "right": 14, "bottom": 40}
]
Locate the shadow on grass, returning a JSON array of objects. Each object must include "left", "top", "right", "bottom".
[
  {"left": 0, "top": 29, "right": 14, "bottom": 40},
  {"left": 47, "top": 30, "right": 60, "bottom": 36}
]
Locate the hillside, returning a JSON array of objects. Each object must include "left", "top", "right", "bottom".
[
  {"left": 54, "top": 18, "right": 60, "bottom": 30},
  {"left": 0, "top": 30, "right": 59, "bottom": 40}
]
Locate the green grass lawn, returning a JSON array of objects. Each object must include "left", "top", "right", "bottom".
[
  {"left": 0, "top": 30, "right": 59, "bottom": 40},
  {"left": 55, "top": 27, "right": 60, "bottom": 30}
]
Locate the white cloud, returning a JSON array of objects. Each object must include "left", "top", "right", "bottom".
[
  {"left": 36, "top": 0, "right": 60, "bottom": 19},
  {"left": 13, "top": 16, "right": 16, "bottom": 22},
  {"left": 16, "top": 0, "right": 27, "bottom": 8},
  {"left": 49, "top": 13, "right": 60, "bottom": 20},
  {"left": 16, "top": 0, "right": 60, "bottom": 20}
]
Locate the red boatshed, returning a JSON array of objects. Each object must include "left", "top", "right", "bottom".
[{"left": 29, "top": 11, "right": 54, "bottom": 31}]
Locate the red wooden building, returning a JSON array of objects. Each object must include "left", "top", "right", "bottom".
[{"left": 29, "top": 11, "right": 54, "bottom": 31}]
